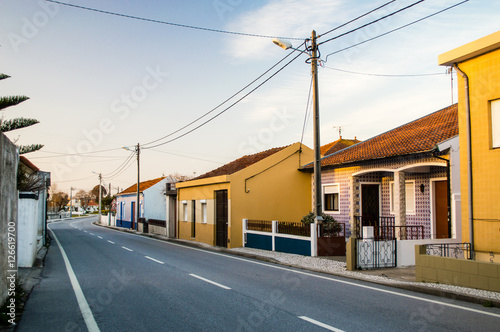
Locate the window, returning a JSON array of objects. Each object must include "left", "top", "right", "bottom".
[
  {"left": 182, "top": 201, "right": 188, "bottom": 221},
  {"left": 201, "top": 200, "right": 207, "bottom": 223},
  {"left": 492, "top": 99, "right": 500, "bottom": 148},
  {"left": 390, "top": 181, "right": 415, "bottom": 214},
  {"left": 323, "top": 185, "right": 339, "bottom": 212}
]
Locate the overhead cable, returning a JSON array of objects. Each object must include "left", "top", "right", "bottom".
[
  {"left": 318, "top": 0, "right": 426, "bottom": 46},
  {"left": 318, "top": 0, "right": 396, "bottom": 38},
  {"left": 46, "top": 0, "right": 304, "bottom": 40},
  {"left": 323, "top": 0, "right": 469, "bottom": 61}
]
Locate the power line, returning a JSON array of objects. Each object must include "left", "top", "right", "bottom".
[
  {"left": 148, "top": 149, "right": 224, "bottom": 165},
  {"left": 142, "top": 50, "right": 304, "bottom": 150},
  {"left": 141, "top": 43, "right": 305, "bottom": 148},
  {"left": 323, "top": 0, "right": 469, "bottom": 61},
  {"left": 300, "top": 76, "right": 314, "bottom": 145},
  {"left": 317, "top": 0, "right": 426, "bottom": 46},
  {"left": 103, "top": 151, "right": 136, "bottom": 178},
  {"left": 322, "top": 65, "right": 447, "bottom": 77},
  {"left": 46, "top": 0, "right": 304, "bottom": 40},
  {"left": 28, "top": 148, "right": 123, "bottom": 159},
  {"left": 318, "top": 0, "right": 396, "bottom": 38}
]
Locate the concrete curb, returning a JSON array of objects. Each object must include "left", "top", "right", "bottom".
[{"left": 93, "top": 222, "right": 500, "bottom": 308}]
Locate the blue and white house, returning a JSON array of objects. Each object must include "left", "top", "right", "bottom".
[{"left": 115, "top": 176, "right": 169, "bottom": 229}]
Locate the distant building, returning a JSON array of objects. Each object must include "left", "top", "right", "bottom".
[{"left": 115, "top": 177, "right": 169, "bottom": 229}]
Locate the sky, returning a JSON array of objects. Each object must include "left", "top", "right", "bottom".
[{"left": 1, "top": 0, "right": 499, "bottom": 195}]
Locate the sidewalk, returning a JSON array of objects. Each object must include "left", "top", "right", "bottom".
[{"left": 95, "top": 222, "right": 500, "bottom": 308}]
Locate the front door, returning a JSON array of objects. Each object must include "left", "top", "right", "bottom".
[
  {"left": 361, "top": 184, "right": 380, "bottom": 227},
  {"left": 215, "top": 190, "right": 228, "bottom": 247},
  {"left": 435, "top": 180, "right": 449, "bottom": 238}
]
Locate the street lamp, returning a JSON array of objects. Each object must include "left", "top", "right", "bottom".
[
  {"left": 123, "top": 143, "right": 140, "bottom": 230},
  {"left": 273, "top": 30, "right": 323, "bottom": 221}
]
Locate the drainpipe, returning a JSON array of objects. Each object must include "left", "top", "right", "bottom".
[{"left": 454, "top": 64, "right": 474, "bottom": 256}]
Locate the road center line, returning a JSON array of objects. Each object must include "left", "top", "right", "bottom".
[
  {"left": 148, "top": 239, "right": 500, "bottom": 319},
  {"left": 107, "top": 240, "right": 115, "bottom": 244},
  {"left": 189, "top": 274, "right": 231, "bottom": 290},
  {"left": 121, "top": 246, "right": 133, "bottom": 252},
  {"left": 298, "top": 316, "right": 344, "bottom": 332},
  {"left": 89, "top": 233, "right": 94, "bottom": 235},
  {"left": 145, "top": 256, "right": 164, "bottom": 264},
  {"left": 49, "top": 227, "right": 100, "bottom": 332},
  {"left": 97, "top": 236, "right": 103, "bottom": 239}
]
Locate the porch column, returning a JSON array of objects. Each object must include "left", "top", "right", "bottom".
[
  {"left": 350, "top": 175, "right": 360, "bottom": 233},
  {"left": 394, "top": 171, "right": 406, "bottom": 227}
]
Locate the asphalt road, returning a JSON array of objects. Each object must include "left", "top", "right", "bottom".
[{"left": 17, "top": 217, "right": 500, "bottom": 331}]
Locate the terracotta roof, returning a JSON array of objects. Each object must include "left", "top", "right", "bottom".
[
  {"left": 304, "top": 104, "right": 458, "bottom": 169},
  {"left": 19, "top": 156, "right": 39, "bottom": 172},
  {"left": 118, "top": 177, "right": 166, "bottom": 195},
  {"left": 321, "top": 138, "right": 361, "bottom": 156},
  {"left": 194, "top": 146, "right": 288, "bottom": 180}
]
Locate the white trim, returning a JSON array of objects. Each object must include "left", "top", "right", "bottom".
[
  {"left": 352, "top": 168, "right": 393, "bottom": 176},
  {"left": 491, "top": 99, "right": 500, "bottom": 148},
  {"left": 352, "top": 162, "right": 446, "bottom": 177},
  {"left": 322, "top": 183, "right": 340, "bottom": 214}
]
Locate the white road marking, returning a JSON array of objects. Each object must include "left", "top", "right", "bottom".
[
  {"left": 93, "top": 220, "right": 500, "bottom": 319},
  {"left": 97, "top": 236, "right": 103, "bottom": 239},
  {"left": 121, "top": 246, "right": 133, "bottom": 252},
  {"left": 189, "top": 274, "right": 231, "bottom": 290},
  {"left": 83, "top": 231, "right": 88, "bottom": 233},
  {"left": 49, "top": 227, "right": 100, "bottom": 332},
  {"left": 89, "top": 233, "right": 94, "bottom": 236},
  {"left": 107, "top": 240, "right": 115, "bottom": 244},
  {"left": 299, "top": 316, "right": 344, "bottom": 332},
  {"left": 145, "top": 256, "right": 164, "bottom": 264}
]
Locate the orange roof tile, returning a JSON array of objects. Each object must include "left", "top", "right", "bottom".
[
  {"left": 118, "top": 177, "right": 166, "bottom": 195},
  {"left": 321, "top": 138, "right": 361, "bottom": 156},
  {"left": 194, "top": 146, "right": 288, "bottom": 180},
  {"left": 304, "top": 104, "right": 458, "bottom": 169}
]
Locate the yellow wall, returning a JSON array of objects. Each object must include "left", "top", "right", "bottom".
[
  {"left": 229, "top": 143, "right": 314, "bottom": 247},
  {"left": 175, "top": 142, "right": 314, "bottom": 248},
  {"left": 177, "top": 181, "right": 230, "bottom": 246},
  {"left": 455, "top": 47, "right": 500, "bottom": 260}
]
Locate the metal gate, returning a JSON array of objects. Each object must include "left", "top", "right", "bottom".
[{"left": 356, "top": 238, "right": 397, "bottom": 269}]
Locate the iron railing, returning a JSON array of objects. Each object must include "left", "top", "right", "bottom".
[
  {"left": 247, "top": 220, "right": 272, "bottom": 232},
  {"left": 277, "top": 221, "right": 310, "bottom": 237},
  {"left": 425, "top": 243, "right": 473, "bottom": 260},
  {"left": 354, "top": 216, "right": 425, "bottom": 240}
]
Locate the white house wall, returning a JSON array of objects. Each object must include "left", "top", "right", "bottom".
[{"left": 143, "top": 181, "right": 167, "bottom": 221}]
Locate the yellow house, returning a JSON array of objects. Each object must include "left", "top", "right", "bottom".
[
  {"left": 439, "top": 30, "right": 500, "bottom": 262},
  {"left": 176, "top": 142, "right": 314, "bottom": 248}
]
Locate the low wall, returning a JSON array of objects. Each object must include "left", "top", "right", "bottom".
[
  {"left": 18, "top": 193, "right": 39, "bottom": 268},
  {"left": 398, "top": 238, "right": 461, "bottom": 267},
  {"left": 149, "top": 225, "right": 167, "bottom": 236},
  {"left": 415, "top": 245, "right": 500, "bottom": 292}
]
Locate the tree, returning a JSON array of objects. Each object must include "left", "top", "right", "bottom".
[
  {"left": 75, "top": 189, "right": 92, "bottom": 210},
  {"left": 0, "top": 73, "right": 43, "bottom": 154},
  {"left": 101, "top": 195, "right": 115, "bottom": 211},
  {"left": 50, "top": 192, "right": 69, "bottom": 212},
  {"left": 90, "top": 185, "right": 107, "bottom": 203},
  {"left": 168, "top": 172, "right": 193, "bottom": 182}
]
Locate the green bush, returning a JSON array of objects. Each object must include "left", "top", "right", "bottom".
[{"left": 300, "top": 211, "right": 342, "bottom": 236}]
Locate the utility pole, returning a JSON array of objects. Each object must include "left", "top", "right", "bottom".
[
  {"left": 98, "top": 173, "right": 102, "bottom": 224},
  {"left": 136, "top": 143, "right": 140, "bottom": 230},
  {"left": 69, "top": 187, "right": 73, "bottom": 218},
  {"left": 311, "top": 30, "right": 323, "bottom": 221}
]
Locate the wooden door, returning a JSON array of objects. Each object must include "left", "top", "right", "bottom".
[
  {"left": 215, "top": 190, "right": 228, "bottom": 247},
  {"left": 435, "top": 181, "right": 449, "bottom": 238}
]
